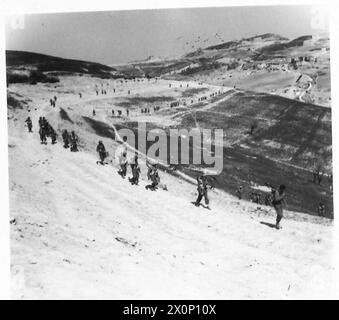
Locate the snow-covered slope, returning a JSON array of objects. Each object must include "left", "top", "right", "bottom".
[{"left": 8, "top": 86, "right": 335, "bottom": 299}]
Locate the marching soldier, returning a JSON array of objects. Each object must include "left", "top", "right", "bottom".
[
  {"left": 25, "top": 116, "right": 32, "bottom": 132},
  {"left": 194, "top": 174, "right": 210, "bottom": 209},
  {"left": 96, "top": 141, "right": 107, "bottom": 164},
  {"left": 62, "top": 129, "right": 70, "bottom": 148}
]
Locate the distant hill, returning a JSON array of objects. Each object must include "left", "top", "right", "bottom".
[
  {"left": 243, "top": 33, "right": 289, "bottom": 42},
  {"left": 6, "top": 50, "right": 122, "bottom": 83},
  {"left": 205, "top": 40, "right": 239, "bottom": 51},
  {"left": 256, "top": 35, "right": 314, "bottom": 58},
  {"left": 128, "top": 33, "right": 325, "bottom": 80},
  {"left": 205, "top": 33, "right": 289, "bottom": 51}
]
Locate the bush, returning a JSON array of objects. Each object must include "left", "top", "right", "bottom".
[
  {"left": 6, "top": 70, "right": 59, "bottom": 85},
  {"left": 227, "top": 61, "right": 240, "bottom": 70},
  {"left": 29, "top": 70, "right": 46, "bottom": 84},
  {"left": 7, "top": 95, "right": 26, "bottom": 109},
  {"left": 6, "top": 73, "right": 29, "bottom": 84}
]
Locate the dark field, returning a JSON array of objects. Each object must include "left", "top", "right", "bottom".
[
  {"left": 111, "top": 91, "right": 333, "bottom": 217},
  {"left": 127, "top": 95, "right": 175, "bottom": 104},
  {"left": 205, "top": 91, "right": 331, "bottom": 169}
]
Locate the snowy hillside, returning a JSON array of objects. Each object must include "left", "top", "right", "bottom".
[{"left": 8, "top": 75, "right": 335, "bottom": 299}]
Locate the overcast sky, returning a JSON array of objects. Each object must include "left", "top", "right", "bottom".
[{"left": 5, "top": 5, "right": 329, "bottom": 65}]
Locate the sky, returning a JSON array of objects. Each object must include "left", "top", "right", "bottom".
[{"left": 5, "top": 5, "right": 329, "bottom": 65}]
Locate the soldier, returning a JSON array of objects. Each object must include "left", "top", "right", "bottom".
[
  {"left": 112, "top": 110, "right": 115, "bottom": 117},
  {"left": 62, "top": 129, "right": 70, "bottom": 148},
  {"left": 318, "top": 202, "right": 325, "bottom": 217},
  {"left": 145, "top": 163, "right": 160, "bottom": 191},
  {"left": 264, "top": 193, "right": 271, "bottom": 206},
  {"left": 328, "top": 173, "right": 333, "bottom": 192},
  {"left": 249, "top": 191, "right": 254, "bottom": 202},
  {"left": 25, "top": 116, "right": 32, "bottom": 132},
  {"left": 51, "top": 128, "right": 57, "bottom": 144},
  {"left": 93, "top": 109, "right": 96, "bottom": 116},
  {"left": 70, "top": 131, "right": 78, "bottom": 152},
  {"left": 39, "top": 117, "right": 48, "bottom": 144},
  {"left": 271, "top": 185, "right": 288, "bottom": 229},
  {"left": 129, "top": 154, "right": 141, "bottom": 185},
  {"left": 194, "top": 174, "right": 210, "bottom": 209},
  {"left": 96, "top": 141, "right": 107, "bottom": 164},
  {"left": 255, "top": 192, "right": 261, "bottom": 204},
  {"left": 118, "top": 149, "right": 128, "bottom": 178},
  {"left": 130, "top": 154, "right": 138, "bottom": 169},
  {"left": 42, "top": 117, "right": 48, "bottom": 128},
  {"left": 250, "top": 124, "right": 256, "bottom": 135},
  {"left": 146, "top": 160, "right": 155, "bottom": 181},
  {"left": 38, "top": 116, "right": 43, "bottom": 129},
  {"left": 236, "top": 186, "right": 243, "bottom": 200},
  {"left": 50, "top": 126, "right": 57, "bottom": 144}
]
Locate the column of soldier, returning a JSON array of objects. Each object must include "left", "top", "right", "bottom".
[{"left": 24, "top": 116, "right": 78, "bottom": 152}]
